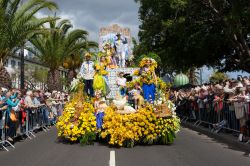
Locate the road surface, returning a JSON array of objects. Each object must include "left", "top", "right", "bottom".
[{"left": 0, "top": 127, "right": 249, "bottom": 166}]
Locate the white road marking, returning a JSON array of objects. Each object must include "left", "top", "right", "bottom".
[{"left": 109, "top": 150, "right": 116, "bottom": 166}]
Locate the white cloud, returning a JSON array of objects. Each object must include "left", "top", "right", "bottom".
[{"left": 39, "top": 0, "right": 140, "bottom": 41}]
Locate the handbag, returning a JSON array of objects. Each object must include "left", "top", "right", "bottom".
[{"left": 10, "top": 111, "right": 17, "bottom": 122}]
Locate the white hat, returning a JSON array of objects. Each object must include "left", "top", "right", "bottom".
[
  {"left": 236, "top": 83, "right": 243, "bottom": 88},
  {"left": 26, "top": 91, "right": 33, "bottom": 96},
  {"left": 201, "top": 85, "right": 208, "bottom": 91},
  {"left": 45, "top": 92, "right": 51, "bottom": 96},
  {"left": 215, "top": 84, "right": 223, "bottom": 90},
  {"left": 1, "top": 87, "right": 8, "bottom": 92},
  {"left": 194, "top": 87, "right": 201, "bottom": 92}
]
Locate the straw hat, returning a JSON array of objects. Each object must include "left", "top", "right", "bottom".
[{"left": 85, "top": 52, "right": 91, "bottom": 57}]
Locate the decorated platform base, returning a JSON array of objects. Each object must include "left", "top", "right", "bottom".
[{"left": 56, "top": 87, "right": 180, "bottom": 147}]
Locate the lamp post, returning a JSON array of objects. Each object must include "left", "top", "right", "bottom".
[
  {"left": 20, "top": 0, "right": 25, "bottom": 90},
  {"left": 20, "top": 46, "right": 25, "bottom": 90}
]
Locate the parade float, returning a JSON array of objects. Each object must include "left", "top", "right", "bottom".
[{"left": 56, "top": 25, "right": 180, "bottom": 147}]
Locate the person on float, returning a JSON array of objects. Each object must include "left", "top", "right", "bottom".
[
  {"left": 116, "top": 72, "right": 127, "bottom": 97},
  {"left": 94, "top": 90, "right": 107, "bottom": 129},
  {"left": 115, "top": 33, "right": 126, "bottom": 68},
  {"left": 103, "top": 43, "right": 112, "bottom": 68},
  {"left": 100, "top": 56, "right": 107, "bottom": 70},
  {"left": 80, "top": 52, "right": 95, "bottom": 97},
  {"left": 109, "top": 48, "right": 118, "bottom": 68},
  {"left": 140, "top": 58, "right": 158, "bottom": 102},
  {"left": 93, "top": 64, "right": 108, "bottom": 96}
]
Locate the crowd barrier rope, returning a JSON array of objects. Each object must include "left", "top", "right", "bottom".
[
  {"left": 176, "top": 100, "right": 250, "bottom": 144},
  {"left": 0, "top": 103, "right": 62, "bottom": 152}
]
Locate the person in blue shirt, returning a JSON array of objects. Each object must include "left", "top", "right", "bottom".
[{"left": 5, "top": 91, "right": 20, "bottom": 142}]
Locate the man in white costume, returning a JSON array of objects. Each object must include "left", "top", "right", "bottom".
[
  {"left": 79, "top": 53, "right": 95, "bottom": 97},
  {"left": 115, "top": 33, "right": 126, "bottom": 68}
]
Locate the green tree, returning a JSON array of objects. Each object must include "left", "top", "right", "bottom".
[
  {"left": 0, "top": 0, "right": 57, "bottom": 88},
  {"left": 186, "top": 67, "right": 200, "bottom": 85},
  {"left": 29, "top": 19, "right": 97, "bottom": 91},
  {"left": 135, "top": 0, "right": 250, "bottom": 73},
  {"left": 209, "top": 71, "right": 229, "bottom": 83}
]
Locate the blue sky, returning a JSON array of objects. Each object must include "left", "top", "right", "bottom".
[{"left": 201, "top": 66, "right": 249, "bottom": 83}]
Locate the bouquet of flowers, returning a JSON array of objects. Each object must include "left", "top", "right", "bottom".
[
  {"left": 57, "top": 100, "right": 97, "bottom": 144},
  {"left": 100, "top": 105, "right": 180, "bottom": 147},
  {"left": 69, "top": 75, "right": 84, "bottom": 93},
  {"left": 140, "top": 70, "right": 155, "bottom": 85}
]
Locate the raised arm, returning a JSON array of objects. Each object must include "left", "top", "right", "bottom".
[{"left": 6, "top": 98, "right": 20, "bottom": 107}]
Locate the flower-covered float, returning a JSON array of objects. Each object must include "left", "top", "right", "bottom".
[{"left": 57, "top": 54, "right": 180, "bottom": 147}]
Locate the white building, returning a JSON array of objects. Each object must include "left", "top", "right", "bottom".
[{"left": 5, "top": 54, "right": 67, "bottom": 90}]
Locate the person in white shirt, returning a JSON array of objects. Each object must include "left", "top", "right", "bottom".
[
  {"left": 116, "top": 72, "right": 127, "bottom": 96},
  {"left": 24, "top": 91, "right": 35, "bottom": 108},
  {"left": 79, "top": 53, "right": 95, "bottom": 97},
  {"left": 115, "top": 33, "right": 126, "bottom": 68}
]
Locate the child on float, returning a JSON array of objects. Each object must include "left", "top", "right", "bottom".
[
  {"left": 116, "top": 72, "right": 127, "bottom": 97},
  {"left": 94, "top": 91, "right": 107, "bottom": 129}
]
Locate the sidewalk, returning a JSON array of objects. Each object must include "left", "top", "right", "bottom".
[{"left": 181, "top": 122, "right": 250, "bottom": 153}]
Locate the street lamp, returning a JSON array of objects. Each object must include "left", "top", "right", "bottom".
[
  {"left": 20, "top": 0, "right": 25, "bottom": 90},
  {"left": 20, "top": 46, "right": 25, "bottom": 90}
]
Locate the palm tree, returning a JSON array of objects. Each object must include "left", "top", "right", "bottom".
[
  {"left": 0, "top": 0, "right": 57, "bottom": 88},
  {"left": 63, "top": 41, "right": 97, "bottom": 86},
  {"left": 29, "top": 19, "right": 97, "bottom": 91},
  {"left": 63, "top": 54, "right": 83, "bottom": 85},
  {"left": 186, "top": 67, "right": 200, "bottom": 85}
]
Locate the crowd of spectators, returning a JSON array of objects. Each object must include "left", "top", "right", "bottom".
[
  {"left": 170, "top": 76, "right": 250, "bottom": 142},
  {"left": 0, "top": 88, "right": 68, "bottom": 144}
]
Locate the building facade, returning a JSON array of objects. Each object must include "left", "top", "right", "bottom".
[
  {"left": 5, "top": 54, "right": 67, "bottom": 90},
  {"left": 99, "top": 24, "right": 132, "bottom": 59}
]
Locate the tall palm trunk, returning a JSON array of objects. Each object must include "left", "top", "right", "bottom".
[
  {"left": 0, "top": 61, "right": 11, "bottom": 88},
  {"left": 67, "top": 69, "right": 77, "bottom": 86},
  {"left": 47, "top": 69, "right": 62, "bottom": 91}
]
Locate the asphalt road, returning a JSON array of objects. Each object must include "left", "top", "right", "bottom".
[{"left": 0, "top": 127, "right": 249, "bottom": 166}]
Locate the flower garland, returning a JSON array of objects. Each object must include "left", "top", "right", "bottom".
[
  {"left": 100, "top": 105, "right": 180, "bottom": 147},
  {"left": 57, "top": 90, "right": 97, "bottom": 144},
  {"left": 139, "top": 57, "right": 157, "bottom": 70}
]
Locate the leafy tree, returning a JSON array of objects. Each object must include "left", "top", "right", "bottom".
[
  {"left": 209, "top": 71, "right": 229, "bottom": 83},
  {"left": 0, "top": 0, "right": 57, "bottom": 88},
  {"left": 29, "top": 19, "right": 97, "bottom": 91},
  {"left": 186, "top": 67, "right": 200, "bottom": 85},
  {"left": 135, "top": 0, "right": 250, "bottom": 73}
]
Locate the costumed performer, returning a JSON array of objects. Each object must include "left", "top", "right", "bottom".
[
  {"left": 115, "top": 33, "right": 126, "bottom": 68},
  {"left": 80, "top": 52, "right": 95, "bottom": 97},
  {"left": 103, "top": 43, "right": 113, "bottom": 68},
  {"left": 140, "top": 58, "right": 158, "bottom": 102},
  {"left": 94, "top": 91, "right": 107, "bottom": 129},
  {"left": 93, "top": 64, "right": 108, "bottom": 96},
  {"left": 116, "top": 72, "right": 127, "bottom": 97}
]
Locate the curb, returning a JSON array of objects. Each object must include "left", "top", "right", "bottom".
[{"left": 181, "top": 122, "right": 250, "bottom": 153}]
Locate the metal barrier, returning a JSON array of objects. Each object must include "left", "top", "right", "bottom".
[
  {"left": 0, "top": 111, "right": 15, "bottom": 151},
  {"left": 177, "top": 100, "right": 250, "bottom": 144},
  {"left": 0, "top": 104, "right": 58, "bottom": 152}
]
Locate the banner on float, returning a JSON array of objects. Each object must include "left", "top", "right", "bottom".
[{"left": 106, "top": 68, "right": 139, "bottom": 99}]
